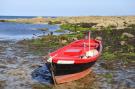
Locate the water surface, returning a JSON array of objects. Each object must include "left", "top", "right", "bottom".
[{"left": 0, "top": 22, "right": 59, "bottom": 41}]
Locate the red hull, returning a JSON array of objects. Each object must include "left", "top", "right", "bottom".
[{"left": 55, "top": 68, "right": 92, "bottom": 84}]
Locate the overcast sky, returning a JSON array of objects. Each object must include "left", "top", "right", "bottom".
[{"left": 1, "top": 0, "right": 135, "bottom": 16}]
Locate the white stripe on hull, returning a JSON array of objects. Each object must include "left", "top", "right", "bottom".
[{"left": 57, "top": 60, "right": 74, "bottom": 64}]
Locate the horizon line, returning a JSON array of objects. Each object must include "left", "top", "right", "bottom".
[{"left": 1, "top": 15, "right": 135, "bottom": 17}]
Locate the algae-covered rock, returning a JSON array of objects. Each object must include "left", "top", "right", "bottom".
[
  {"left": 122, "top": 32, "right": 134, "bottom": 38},
  {"left": 37, "top": 28, "right": 49, "bottom": 31}
]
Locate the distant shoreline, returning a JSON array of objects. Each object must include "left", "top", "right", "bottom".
[{"left": 1, "top": 16, "right": 135, "bottom": 29}]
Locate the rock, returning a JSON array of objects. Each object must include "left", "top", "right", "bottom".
[
  {"left": 7, "top": 68, "right": 27, "bottom": 79},
  {"left": 100, "top": 62, "right": 116, "bottom": 70},
  {"left": 30, "top": 64, "right": 41, "bottom": 68},
  {"left": 77, "top": 31, "right": 80, "bottom": 33},
  {"left": 96, "top": 36, "right": 102, "bottom": 41},
  {"left": 120, "top": 41, "right": 126, "bottom": 46},
  {"left": 0, "top": 64, "right": 7, "bottom": 69},
  {"left": 72, "top": 37, "right": 78, "bottom": 41},
  {"left": 122, "top": 32, "right": 134, "bottom": 38},
  {"left": 6, "top": 57, "right": 18, "bottom": 64},
  {"left": 0, "top": 46, "right": 5, "bottom": 52},
  {"left": 0, "top": 80, "right": 6, "bottom": 89},
  {"left": 61, "top": 40, "right": 67, "bottom": 44},
  {"left": 21, "top": 60, "right": 29, "bottom": 64},
  {"left": 0, "top": 20, "right": 6, "bottom": 22},
  {"left": 50, "top": 32, "right": 53, "bottom": 35},
  {"left": 37, "top": 28, "right": 49, "bottom": 31}
]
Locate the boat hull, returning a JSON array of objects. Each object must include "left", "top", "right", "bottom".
[
  {"left": 52, "top": 61, "right": 96, "bottom": 76},
  {"left": 47, "top": 61, "right": 96, "bottom": 84},
  {"left": 55, "top": 68, "right": 92, "bottom": 84}
]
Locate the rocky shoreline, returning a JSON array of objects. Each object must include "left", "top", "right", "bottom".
[{"left": 1, "top": 16, "right": 135, "bottom": 29}]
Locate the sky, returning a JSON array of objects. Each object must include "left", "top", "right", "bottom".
[{"left": 0, "top": 0, "right": 135, "bottom": 16}]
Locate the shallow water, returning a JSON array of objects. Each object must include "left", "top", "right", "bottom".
[
  {"left": 0, "top": 22, "right": 59, "bottom": 40},
  {"left": 0, "top": 22, "right": 56, "bottom": 89}
]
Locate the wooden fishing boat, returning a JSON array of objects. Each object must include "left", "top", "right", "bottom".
[{"left": 44, "top": 32, "right": 102, "bottom": 84}]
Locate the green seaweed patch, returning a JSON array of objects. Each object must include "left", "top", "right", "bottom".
[
  {"left": 121, "top": 53, "right": 135, "bottom": 56},
  {"left": 32, "top": 84, "right": 52, "bottom": 89},
  {"left": 48, "top": 20, "right": 61, "bottom": 25},
  {"left": 102, "top": 52, "right": 117, "bottom": 60},
  {"left": 102, "top": 73, "right": 113, "bottom": 79},
  {"left": 120, "top": 53, "right": 135, "bottom": 65},
  {"left": 31, "top": 39, "right": 44, "bottom": 46},
  {"left": 24, "top": 32, "right": 86, "bottom": 56},
  {"left": 60, "top": 23, "right": 96, "bottom": 32},
  {"left": 101, "top": 73, "right": 113, "bottom": 83}
]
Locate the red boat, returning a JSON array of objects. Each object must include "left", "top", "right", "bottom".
[{"left": 45, "top": 32, "right": 102, "bottom": 84}]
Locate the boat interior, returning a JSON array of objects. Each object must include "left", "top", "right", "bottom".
[{"left": 51, "top": 39, "right": 101, "bottom": 60}]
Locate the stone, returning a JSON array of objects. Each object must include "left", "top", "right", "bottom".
[
  {"left": 37, "top": 28, "right": 49, "bottom": 31},
  {"left": 122, "top": 32, "right": 134, "bottom": 38},
  {"left": 30, "top": 64, "right": 41, "bottom": 68},
  {"left": 95, "top": 36, "right": 102, "bottom": 41},
  {"left": 61, "top": 40, "right": 67, "bottom": 44},
  {"left": 72, "top": 37, "right": 78, "bottom": 41},
  {"left": 7, "top": 68, "right": 27, "bottom": 79},
  {"left": 120, "top": 41, "right": 126, "bottom": 46},
  {"left": 0, "top": 80, "right": 6, "bottom": 89},
  {"left": 0, "top": 64, "right": 7, "bottom": 69}
]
